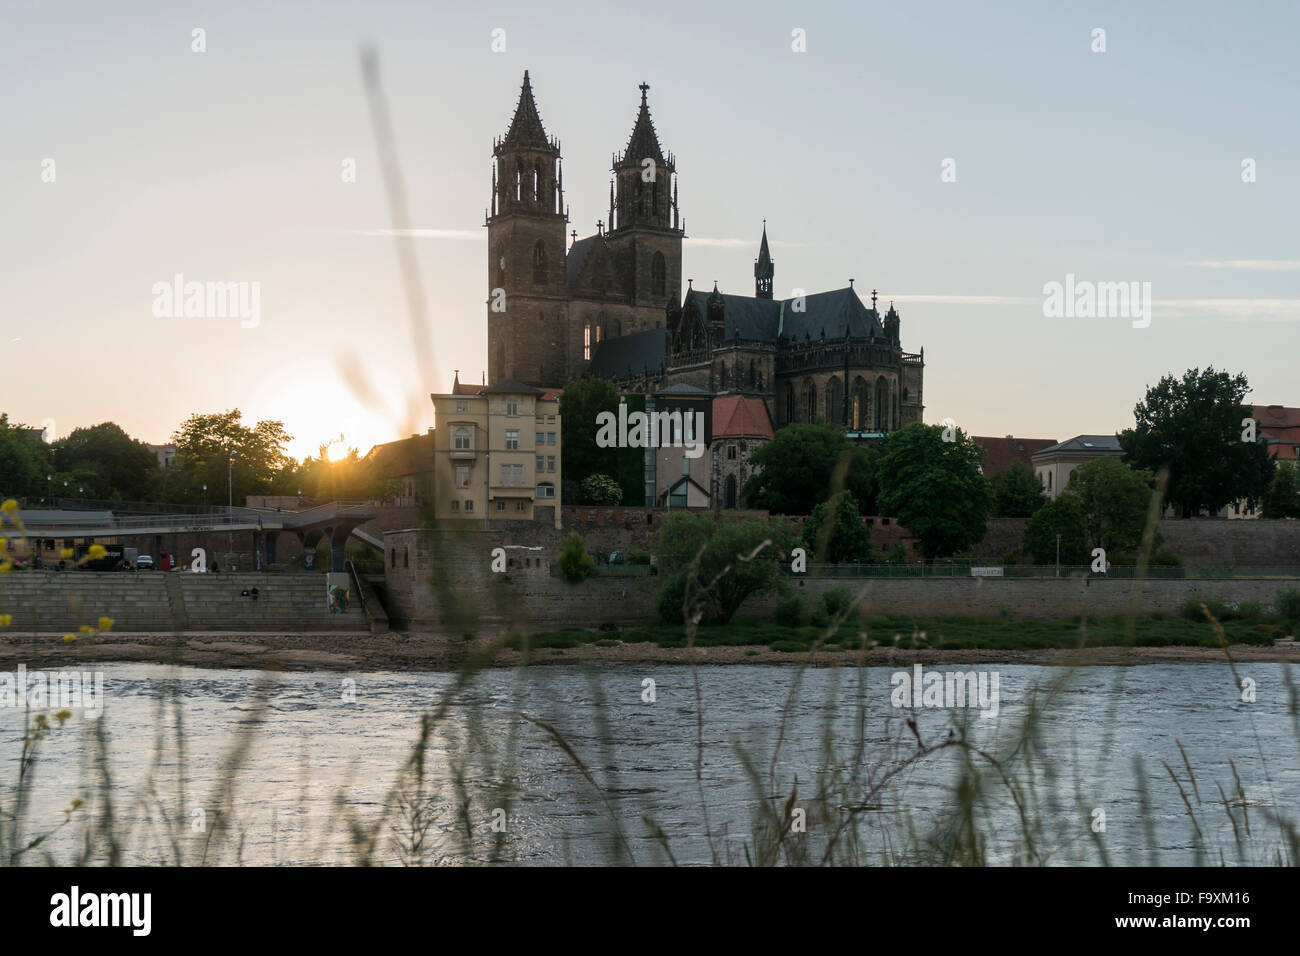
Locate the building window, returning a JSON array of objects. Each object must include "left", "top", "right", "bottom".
[
  {"left": 451, "top": 500, "right": 459, "bottom": 512},
  {"left": 681, "top": 457, "right": 690, "bottom": 476},
  {"left": 516, "top": 500, "right": 527, "bottom": 512},
  {"left": 403, "top": 546, "right": 409, "bottom": 568},
  {"left": 584, "top": 323, "right": 591, "bottom": 361},
  {"left": 547, "top": 455, "right": 556, "bottom": 472},
  {"left": 727, "top": 444, "right": 737, "bottom": 460},
  {"left": 497, "top": 500, "right": 506, "bottom": 512},
  {"left": 499, "top": 463, "right": 525, "bottom": 486},
  {"left": 669, "top": 485, "right": 687, "bottom": 508},
  {"left": 390, "top": 548, "right": 396, "bottom": 568},
  {"left": 455, "top": 466, "right": 470, "bottom": 489},
  {"left": 456, "top": 400, "right": 469, "bottom": 413},
  {"left": 506, "top": 398, "right": 518, "bottom": 416},
  {"left": 536, "top": 455, "right": 545, "bottom": 471},
  {"left": 536, "top": 431, "right": 545, "bottom": 445},
  {"left": 505, "top": 429, "right": 519, "bottom": 450},
  {"left": 465, "top": 500, "right": 474, "bottom": 512},
  {"left": 651, "top": 251, "right": 666, "bottom": 297},
  {"left": 454, "top": 428, "right": 471, "bottom": 450},
  {"left": 536, "top": 482, "right": 556, "bottom": 498},
  {"left": 547, "top": 432, "right": 556, "bottom": 445}
]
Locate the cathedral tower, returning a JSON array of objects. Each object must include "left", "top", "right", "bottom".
[
  {"left": 486, "top": 71, "right": 569, "bottom": 386},
  {"left": 604, "top": 83, "right": 683, "bottom": 311}
]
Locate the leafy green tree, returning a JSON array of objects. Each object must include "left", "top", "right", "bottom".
[
  {"left": 51, "top": 422, "right": 158, "bottom": 501},
  {"left": 559, "top": 378, "right": 645, "bottom": 505},
  {"left": 557, "top": 533, "right": 594, "bottom": 582},
  {"left": 802, "top": 491, "right": 871, "bottom": 563},
  {"left": 1261, "top": 460, "right": 1300, "bottom": 519},
  {"left": 295, "top": 446, "right": 385, "bottom": 503},
  {"left": 1119, "top": 367, "right": 1274, "bottom": 517},
  {"left": 170, "top": 410, "right": 293, "bottom": 506},
  {"left": 990, "top": 462, "right": 1046, "bottom": 518},
  {"left": 1066, "top": 457, "right": 1157, "bottom": 556},
  {"left": 1023, "top": 495, "right": 1089, "bottom": 565},
  {"left": 875, "top": 423, "right": 992, "bottom": 562},
  {"left": 580, "top": 473, "right": 623, "bottom": 505},
  {"left": 742, "top": 423, "right": 877, "bottom": 515},
  {"left": 0, "top": 414, "right": 51, "bottom": 498},
  {"left": 655, "top": 512, "right": 796, "bottom": 624}
]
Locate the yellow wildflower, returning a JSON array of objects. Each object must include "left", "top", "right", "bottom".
[
  {"left": 78, "top": 624, "right": 94, "bottom": 634},
  {"left": 0, "top": 562, "right": 10, "bottom": 574},
  {"left": 62, "top": 633, "right": 77, "bottom": 643},
  {"left": 0, "top": 614, "right": 11, "bottom": 627},
  {"left": 60, "top": 548, "right": 74, "bottom": 559},
  {"left": 55, "top": 709, "right": 72, "bottom": 725},
  {"left": 88, "top": 544, "right": 106, "bottom": 560},
  {"left": 97, "top": 616, "right": 114, "bottom": 632},
  {"left": 0, "top": 499, "right": 17, "bottom": 515}
]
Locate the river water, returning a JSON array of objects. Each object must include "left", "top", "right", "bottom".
[{"left": 2, "top": 661, "right": 1296, "bottom": 865}]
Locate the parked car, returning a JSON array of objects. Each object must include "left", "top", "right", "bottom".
[{"left": 136, "top": 555, "right": 155, "bottom": 570}]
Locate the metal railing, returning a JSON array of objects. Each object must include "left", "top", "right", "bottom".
[{"left": 784, "top": 564, "right": 1300, "bottom": 580}]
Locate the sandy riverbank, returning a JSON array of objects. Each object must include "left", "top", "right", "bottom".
[{"left": 2, "top": 630, "right": 1298, "bottom": 672}]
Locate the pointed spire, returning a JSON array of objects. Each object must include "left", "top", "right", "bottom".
[
  {"left": 754, "top": 220, "right": 774, "bottom": 299},
  {"left": 757, "top": 220, "right": 772, "bottom": 264},
  {"left": 499, "top": 70, "right": 552, "bottom": 150},
  {"left": 620, "top": 81, "right": 666, "bottom": 165}
]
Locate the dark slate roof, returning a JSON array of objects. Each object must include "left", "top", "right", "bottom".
[
  {"left": 367, "top": 434, "right": 434, "bottom": 479},
  {"left": 680, "top": 286, "right": 882, "bottom": 341},
  {"left": 656, "top": 382, "right": 712, "bottom": 396},
  {"left": 483, "top": 379, "right": 543, "bottom": 395},
  {"left": 1033, "top": 435, "right": 1123, "bottom": 457},
  {"left": 499, "top": 71, "right": 551, "bottom": 150},
  {"left": 622, "top": 85, "right": 665, "bottom": 164},
  {"left": 566, "top": 235, "right": 599, "bottom": 293},
  {"left": 973, "top": 436, "right": 1059, "bottom": 477},
  {"left": 587, "top": 329, "right": 666, "bottom": 379}
]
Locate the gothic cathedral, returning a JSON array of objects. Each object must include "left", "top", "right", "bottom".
[{"left": 486, "top": 71, "right": 924, "bottom": 433}]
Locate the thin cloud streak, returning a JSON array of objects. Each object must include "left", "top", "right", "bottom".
[
  {"left": 1188, "top": 259, "right": 1300, "bottom": 271},
  {"left": 687, "top": 237, "right": 805, "bottom": 248},
  {"left": 353, "top": 228, "right": 484, "bottom": 240}
]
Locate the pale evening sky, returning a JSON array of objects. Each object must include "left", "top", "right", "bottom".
[{"left": 2, "top": 0, "right": 1296, "bottom": 460}]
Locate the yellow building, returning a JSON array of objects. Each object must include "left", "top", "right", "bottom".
[{"left": 430, "top": 377, "right": 562, "bottom": 528}]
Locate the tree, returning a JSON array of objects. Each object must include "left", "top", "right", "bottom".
[
  {"left": 875, "top": 423, "right": 992, "bottom": 562},
  {"left": 580, "top": 473, "right": 623, "bottom": 505},
  {"left": 990, "top": 462, "right": 1046, "bottom": 518},
  {"left": 1119, "top": 367, "right": 1274, "bottom": 517},
  {"left": 1261, "top": 460, "right": 1300, "bottom": 519},
  {"left": 802, "top": 491, "right": 871, "bottom": 563},
  {"left": 742, "top": 423, "right": 877, "bottom": 515},
  {"left": 51, "top": 422, "right": 158, "bottom": 501},
  {"left": 559, "top": 378, "right": 645, "bottom": 505},
  {"left": 0, "top": 414, "right": 51, "bottom": 498},
  {"left": 557, "top": 533, "right": 594, "bottom": 582},
  {"left": 170, "top": 410, "right": 293, "bottom": 506},
  {"left": 1023, "top": 495, "right": 1088, "bottom": 565},
  {"left": 1066, "top": 457, "right": 1157, "bottom": 556},
  {"left": 655, "top": 512, "right": 796, "bottom": 624}
]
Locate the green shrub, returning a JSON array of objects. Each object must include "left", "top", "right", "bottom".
[
  {"left": 821, "top": 585, "right": 856, "bottom": 620},
  {"left": 626, "top": 549, "right": 651, "bottom": 565},
  {"left": 774, "top": 595, "right": 806, "bottom": 627},
  {"left": 809, "top": 605, "right": 831, "bottom": 629},
  {"left": 1236, "top": 600, "right": 1262, "bottom": 620},
  {"left": 1178, "top": 597, "right": 1232, "bottom": 622},
  {"left": 1278, "top": 586, "right": 1300, "bottom": 619},
  {"left": 656, "top": 570, "right": 721, "bottom": 626},
  {"left": 557, "top": 533, "right": 595, "bottom": 582},
  {"left": 769, "top": 640, "right": 809, "bottom": 653}
]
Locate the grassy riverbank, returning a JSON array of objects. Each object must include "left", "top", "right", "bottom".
[{"left": 517, "top": 613, "right": 1297, "bottom": 654}]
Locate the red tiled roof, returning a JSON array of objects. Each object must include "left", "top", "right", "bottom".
[
  {"left": 453, "top": 383, "right": 486, "bottom": 395},
  {"left": 539, "top": 387, "right": 563, "bottom": 402},
  {"left": 973, "top": 436, "right": 1058, "bottom": 477},
  {"left": 712, "top": 396, "right": 774, "bottom": 440},
  {"left": 1254, "top": 405, "right": 1300, "bottom": 460}
]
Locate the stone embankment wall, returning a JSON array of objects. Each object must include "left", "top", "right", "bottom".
[
  {"left": 0, "top": 573, "right": 368, "bottom": 631},
  {"left": 382, "top": 529, "right": 1297, "bottom": 631}
]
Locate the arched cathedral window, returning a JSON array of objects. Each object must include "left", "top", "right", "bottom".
[{"left": 532, "top": 241, "right": 548, "bottom": 286}]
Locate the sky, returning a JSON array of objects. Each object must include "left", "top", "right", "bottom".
[{"left": 3, "top": 0, "right": 1297, "bottom": 461}]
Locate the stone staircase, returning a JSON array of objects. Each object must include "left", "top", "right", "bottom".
[{"left": 0, "top": 572, "right": 368, "bottom": 632}]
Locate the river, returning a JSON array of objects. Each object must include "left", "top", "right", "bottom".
[{"left": 2, "top": 661, "right": 1296, "bottom": 865}]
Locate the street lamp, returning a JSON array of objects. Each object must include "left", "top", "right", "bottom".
[
  {"left": 202, "top": 483, "right": 207, "bottom": 507},
  {"left": 1055, "top": 533, "right": 1061, "bottom": 578},
  {"left": 227, "top": 455, "right": 234, "bottom": 556}
]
